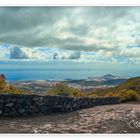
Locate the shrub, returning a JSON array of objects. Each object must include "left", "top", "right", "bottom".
[
  {"left": 45, "top": 83, "right": 85, "bottom": 97},
  {"left": 89, "top": 89, "right": 140, "bottom": 103},
  {"left": 87, "top": 92, "right": 98, "bottom": 98},
  {"left": 116, "top": 89, "right": 139, "bottom": 102},
  {"left": 102, "top": 92, "right": 116, "bottom": 97},
  {"left": 0, "top": 84, "right": 28, "bottom": 94},
  {"left": 103, "top": 89, "right": 139, "bottom": 102},
  {"left": 0, "top": 74, "right": 6, "bottom": 88},
  {"left": 0, "top": 74, "right": 31, "bottom": 94}
]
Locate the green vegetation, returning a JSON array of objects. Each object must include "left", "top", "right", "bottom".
[
  {"left": 46, "top": 77, "right": 140, "bottom": 102},
  {"left": 0, "top": 74, "right": 6, "bottom": 87},
  {"left": 87, "top": 89, "right": 139, "bottom": 102},
  {"left": 0, "top": 74, "right": 31, "bottom": 94},
  {"left": 115, "top": 77, "right": 140, "bottom": 94},
  {"left": 89, "top": 77, "right": 140, "bottom": 102},
  {"left": 102, "top": 89, "right": 139, "bottom": 102},
  {"left": 1, "top": 74, "right": 140, "bottom": 103},
  {"left": 45, "top": 83, "right": 85, "bottom": 97}
]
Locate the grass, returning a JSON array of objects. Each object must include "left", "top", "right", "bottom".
[
  {"left": 45, "top": 82, "right": 140, "bottom": 103},
  {"left": 1, "top": 74, "right": 140, "bottom": 103},
  {"left": 45, "top": 83, "right": 85, "bottom": 97},
  {"left": 0, "top": 76, "right": 31, "bottom": 94}
]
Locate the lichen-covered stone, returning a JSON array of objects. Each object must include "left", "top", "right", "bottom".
[
  {"left": 18, "top": 108, "right": 26, "bottom": 114},
  {"left": 0, "top": 94, "right": 119, "bottom": 117},
  {"left": 5, "top": 103, "right": 14, "bottom": 107}
]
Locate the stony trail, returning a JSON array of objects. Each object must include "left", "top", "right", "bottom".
[{"left": 0, "top": 102, "right": 140, "bottom": 133}]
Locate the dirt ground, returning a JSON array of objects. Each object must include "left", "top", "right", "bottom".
[{"left": 0, "top": 102, "right": 140, "bottom": 134}]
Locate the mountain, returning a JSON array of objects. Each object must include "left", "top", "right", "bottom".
[
  {"left": 101, "top": 74, "right": 116, "bottom": 80},
  {"left": 88, "top": 74, "right": 127, "bottom": 81},
  {"left": 65, "top": 74, "right": 128, "bottom": 88}
]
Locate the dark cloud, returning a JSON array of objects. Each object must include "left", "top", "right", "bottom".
[
  {"left": 0, "top": 7, "right": 140, "bottom": 54},
  {"left": 10, "top": 46, "right": 30, "bottom": 59},
  {"left": 0, "top": 7, "right": 69, "bottom": 33}
]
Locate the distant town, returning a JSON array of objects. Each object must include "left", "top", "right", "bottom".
[{"left": 10, "top": 74, "right": 128, "bottom": 94}]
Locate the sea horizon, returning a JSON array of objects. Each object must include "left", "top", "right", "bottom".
[{"left": 0, "top": 60, "right": 140, "bottom": 81}]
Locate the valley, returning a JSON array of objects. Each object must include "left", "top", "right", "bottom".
[{"left": 10, "top": 74, "right": 128, "bottom": 94}]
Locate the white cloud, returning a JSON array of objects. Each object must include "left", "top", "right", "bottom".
[
  {"left": 0, "top": 43, "right": 10, "bottom": 59},
  {"left": 10, "top": 46, "right": 45, "bottom": 59},
  {"left": 9, "top": 46, "right": 81, "bottom": 60},
  {"left": 1, "top": 7, "right": 140, "bottom": 52},
  {"left": 1, "top": 7, "right": 140, "bottom": 64},
  {"left": 1, "top": 44, "right": 140, "bottom": 64},
  {"left": 120, "top": 47, "right": 140, "bottom": 58},
  {"left": 53, "top": 51, "right": 81, "bottom": 59}
]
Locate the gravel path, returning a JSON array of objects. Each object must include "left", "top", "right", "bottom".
[{"left": 0, "top": 102, "right": 140, "bottom": 133}]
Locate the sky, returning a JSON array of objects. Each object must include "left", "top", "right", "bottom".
[{"left": 0, "top": 7, "right": 140, "bottom": 64}]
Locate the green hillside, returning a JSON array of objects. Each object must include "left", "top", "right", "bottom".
[
  {"left": 115, "top": 77, "right": 140, "bottom": 94},
  {"left": 89, "top": 77, "right": 140, "bottom": 102},
  {"left": 1, "top": 73, "right": 140, "bottom": 103},
  {"left": 46, "top": 76, "right": 140, "bottom": 102}
]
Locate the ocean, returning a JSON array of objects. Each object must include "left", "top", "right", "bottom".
[{"left": 0, "top": 60, "right": 140, "bottom": 81}]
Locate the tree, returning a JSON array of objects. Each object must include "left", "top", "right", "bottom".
[{"left": 0, "top": 74, "right": 6, "bottom": 88}]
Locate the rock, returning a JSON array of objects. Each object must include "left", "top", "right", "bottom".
[
  {"left": 29, "top": 106, "right": 39, "bottom": 114},
  {"left": 33, "top": 96, "right": 43, "bottom": 103},
  {"left": 0, "top": 94, "right": 119, "bottom": 117},
  {"left": 17, "top": 98, "right": 26, "bottom": 104},
  {"left": 10, "top": 98, "right": 17, "bottom": 102},
  {"left": 36, "top": 102, "right": 45, "bottom": 106},
  {"left": 5, "top": 98, "right": 10, "bottom": 103},
  {"left": 9, "top": 108, "right": 18, "bottom": 117},
  {"left": 33, "top": 97, "right": 39, "bottom": 101},
  {"left": 0, "top": 103, "right": 3, "bottom": 108},
  {"left": 5, "top": 103, "right": 14, "bottom": 107},
  {"left": 40, "top": 105, "right": 49, "bottom": 113},
  {"left": 3, "top": 107, "right": 10, "bottom": 115},
  {"left": 18, "top": 108, "right": 26, "bottom": 114},
  {"left": 0, "top": 99, "right": 4, "bottom": 103},
  {"left": 0, "top": 110, "right": 2, "bottom": 114}
]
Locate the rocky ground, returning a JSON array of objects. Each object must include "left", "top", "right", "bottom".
[{"left": 0, "top": 102, "right": 140, "bottom": 134}]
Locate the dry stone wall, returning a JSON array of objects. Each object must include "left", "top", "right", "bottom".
[{"left": 0, "top": 94, "right": 120, "bottom": 117}]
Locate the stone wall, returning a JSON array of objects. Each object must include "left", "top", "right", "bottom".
[{"left": 0, "top": 94, "right": 120, "bottom": 117}]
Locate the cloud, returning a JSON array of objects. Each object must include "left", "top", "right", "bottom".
[
  {"left": 0, "top": 7, "right": 140, "bottom": 64},
  {"left": 9, "top": 46, "right": 81, "bottom": 60},
  {"left": 0, "top": 43, "right": 10, "bottom": 59},
  {"left": 53, "top": 51, "right": 81, "bottom": 59},
  {"left": 0, "top": 43, "right": 139, "bottom": 65},
  {"left": 0, "top": 7, "right": 139, "bottom": 51},
  {"left": 10, "top": 46, "right": 44, "bottom": 59}
]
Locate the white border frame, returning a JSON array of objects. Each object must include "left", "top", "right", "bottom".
[
  {"left": 0, "top": 0, "right": 140, "bottom": 139},
  {"left": 0, "top": 0, "right": 140, "bottom": 6}
]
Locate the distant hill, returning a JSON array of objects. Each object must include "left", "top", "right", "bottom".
[
  {"left": 88, "top": 76, "right": 140, "bottom": 102},
  {"left": 88, "top": 74, "right": 128, "bottom": 81},
  {"left": 101, "top": 74, "right": 117, "bottom": 80},
  {"left": 95, "top": 76, "right": 140, "bottom": 95},
  {"left": 66, "top": 74, "right": 128, "bottom": 88}
]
